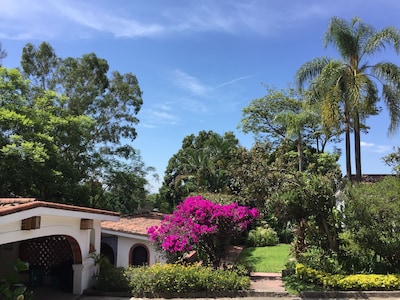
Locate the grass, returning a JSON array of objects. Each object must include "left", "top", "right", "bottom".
[{"left": 238, "top": 244, "right": 292, "bottom": 273}]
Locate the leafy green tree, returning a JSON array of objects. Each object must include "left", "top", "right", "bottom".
[
  {"left": 239, "top": 85, "right": 339, "bottom": 172},
  {"left": 383, "top": 146, "right": 400, "bottom": 174},
  {"left": 0, "top": 67, "right": 94, "bottom": 200},
  {"left": 343, "top": 176, "right": 400, "bottom": 271},
  {"left": 277, "top": 172, "right": 340, "bottom": 254},
  {"left": 21, "top": 42, "right": 57, "bottom": 89},
  {"left": 0, "top": 42, "right": 150, "bottom": 211},
  {"left": 95, "top": 152, "right": 156, "bottom": 214},
  {"left": 159, "top": 131, "right": 239, "bottom": 209},
  {"left": 297, "top": 16, "right": 400, "bottom": 182}
]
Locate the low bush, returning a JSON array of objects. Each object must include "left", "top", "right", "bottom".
[
  {"left": 296, "top": 263, "right": 400, "bottom": 291},
  {"left": 94, "top": 260, "right": 130, "bottom": 292},
  {"left": 297, "top": 246, "right": 342, "bottom": 274},
  {"left": 124, "top": 263, "right": 250, "bottom": 296},
  {"left": 247, "top": 226, "right": 278, "bottom": 247}
]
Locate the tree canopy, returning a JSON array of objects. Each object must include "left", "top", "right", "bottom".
[
  {"left": 159, "top": 130, "right": 240, "bottom": 209},
  {"left": 296, "top": 16, "right": 400, "bottom": 181},
  {"left": 0, "top": 42, "right": 152, "bottom": 212}
]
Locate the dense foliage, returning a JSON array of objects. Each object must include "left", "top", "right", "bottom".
[
  {"left": 159, "top": 130, "right": 240, "bottom": 209},
  {"left": 148, "top": 196, "right": 258, "bottom": 267},
  {"left": 247, "top": 225, "right": 278, "bottom": 247},
  {"left": 0, "top": 42, "right": 153, "bottom": 212},
  {"left": 342, "top": 176, "right": 400, "bottom": 272},
  {"left": 125, "top": 263, "right": 250, "bottom": 296},
  {"left": 296, "top": 263, "right": 400, "bottom": 291}
]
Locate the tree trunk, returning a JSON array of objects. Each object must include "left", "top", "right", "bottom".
[
  {"left": 297, "top": 131, "right": 303, "bottom": 172},
  {"left": 344, "top": 110, "right": 352, "bottom": 180},
  {"left": 321, "top": 217, "right": 339, "bottom": 252},
  {"left": 354, "top": 112, "right": 362, "bottom": 182}
]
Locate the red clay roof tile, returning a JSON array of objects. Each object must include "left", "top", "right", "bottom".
[
  {"left": 0, "top": 198, "right": 119, "bottom": 217},
  {"left": 101, "top": 212, "right": 166, "bottom": 236}
]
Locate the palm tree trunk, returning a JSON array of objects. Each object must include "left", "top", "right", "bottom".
[
  {"left": 344, "top": 110, "right": 352, "bottom": 180},
  {"left": 354, "top": 112, "right": 362, "bottom": 182}
]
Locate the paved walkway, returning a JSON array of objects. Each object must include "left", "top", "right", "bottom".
[{"left": 250, "top": 272, "right": 286, "bottom": 293}]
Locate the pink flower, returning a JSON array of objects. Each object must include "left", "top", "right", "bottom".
[{"left": 148, "top": 196, "right": 258, "bottom": 257}]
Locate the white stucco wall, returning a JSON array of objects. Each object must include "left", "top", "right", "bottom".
[
  {"left": 102, "top": 229, "right": 166, "bottom": 268},
  {"left": 0, "top": 206, "right": 118, "bottom": 294}
]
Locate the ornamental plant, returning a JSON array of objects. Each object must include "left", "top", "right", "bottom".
[
  {"left": 125, "top": 263, "right": 250, "bottom": 296},
  {"left": 148, "top": 196, "right": 259, "bottom": 268}
]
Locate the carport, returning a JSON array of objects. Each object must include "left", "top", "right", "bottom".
[{"left": 0, "top": 198, "right": 119, "bottom": 295}]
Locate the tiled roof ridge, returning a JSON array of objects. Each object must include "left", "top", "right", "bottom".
[
  {"left": 0, "top": 198, "right": 119, "bottom": 217},
  {"left": 121, "top": 211, "right": 167, "bottom": 218},
  {"left": 101, "top": 211, "right": 166, "bottom": 235}
]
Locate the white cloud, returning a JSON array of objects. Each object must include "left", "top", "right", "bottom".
[
  {"left": 52, "top": 2, "right": 164, "bottom": 38},
  {"left": 0, "top": 0, "right": 343, "bottom": 40},
  {"left": 139, "top": 105, "right": 180, "bottom": 128},
  {"left": 361, "top": 142, "right": 392, "bottom": 153},
  {"left": 172, "top": 69, "right": 208, "bottom": 95},
  {"left": 361, "top": 142, "right": 375, "bottom": 147}
]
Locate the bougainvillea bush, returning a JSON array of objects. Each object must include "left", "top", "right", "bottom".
[{"left": 148, "top": 196, "right": 259, "bottom": 267}]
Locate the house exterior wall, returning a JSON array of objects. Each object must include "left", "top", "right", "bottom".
[
  {"left": 113, "top": 234, "right": 165, "bottom": 267},
  {"left": 0, "top": 206, "right": 118, "bottom": 295}
]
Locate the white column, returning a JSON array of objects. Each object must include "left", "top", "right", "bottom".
[{"left": 72, "top": 258, "right": 96, "bottom": 294}]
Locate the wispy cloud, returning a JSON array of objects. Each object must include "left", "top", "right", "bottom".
[
  {"left": 172, "top": 69, "right": 209, "bottom": 95},
  {"left": 361, "top": 142, "right": 392, "bottom": 153},
  {"left": 52, "top": 2, "right": 164, "bottom": 38},
  {"left": 172, "top": 69, "right": 252, "bottom": 97},
  {"left": 140, "top": 106, "right": 180, "bottom": 128},
  {"left": 0, "top": 0, "right": 340, "bottom": 40},
  {"left": 0, "top": 0, "right": 165, "bottom": 40}
]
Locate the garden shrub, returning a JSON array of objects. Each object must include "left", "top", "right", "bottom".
[
  {"left": 94, "top": 260, "right": 130, "bottom": 292},
  {"left": 297, "top": 246, "right": 342, "bottom": 274},
  {"left": 338, "top": 231, "right": 395, "bottom": 274},
  {"left": 247, "top": 226, "right": 278, "bottom": 247},
  {"left": 148, "top": 196, "right": 258, "bottom": 268},
  {"left": 124, "top": 263, "right": 250, "bottom": 296},
  {"left": 296, "top": 263, "right": 400, "bottom": 291}
]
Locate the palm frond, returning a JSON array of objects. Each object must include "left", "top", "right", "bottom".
[
  {"left": 296, "top": 57, "right": 331, "bottom": 90},
  {"left": 325, "top": 16, "right": 358, "bottom": 60},
  {"left": 365, "top": 27, "right": 400, "bottom": 55},
  {"left": 373, "top": 62, "right": 400, "bottom": 89},
  {"left": 382, "top": 84, "right": 400, "bottom": 135}
]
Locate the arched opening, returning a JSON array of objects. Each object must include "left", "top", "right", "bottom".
[
  {"left": 17, "top": 235, "right": 80, "bottom": 292},
  {"left": 130, "top": 244, "right": 149, "bottom": 266},
  {"left": 100, "top": 242, "right": 115, "bottom": 265}
]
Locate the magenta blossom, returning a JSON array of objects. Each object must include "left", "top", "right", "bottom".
[{"left": 148, "top": 196, "right": 259, "bottom": 266}]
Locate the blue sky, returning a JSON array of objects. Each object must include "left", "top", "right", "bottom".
[{"left": 1, "top": 0, "right": 400, "bottom": 193}]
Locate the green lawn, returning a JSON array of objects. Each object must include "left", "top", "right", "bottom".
[{"left": 238, "top": 244, "right": 292, "bottom": 272}]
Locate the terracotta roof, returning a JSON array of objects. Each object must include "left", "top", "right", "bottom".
[
  {"left": 344, "top": 174, "right": 395, "bottom": 184},
  {"left": 101, "top": 212, "right": 166, "bottom": 236},
  {"left": 0, "top": 198, "right": 119, "bottom": 217}
]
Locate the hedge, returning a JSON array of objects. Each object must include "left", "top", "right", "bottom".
[
  {"left": 296, "top": 263, "right": 400, "bottom": 290},
  {"left": 124, "top": 263, "right": 250, "bottom": 296}
]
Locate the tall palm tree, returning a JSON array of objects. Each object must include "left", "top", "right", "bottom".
[{"left": 297, "top": 16, "right": 400, "bottom": 182}]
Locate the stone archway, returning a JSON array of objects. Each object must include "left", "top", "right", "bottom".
[{"left": 129, "top": 244, "right": 149, "bottom": 266}]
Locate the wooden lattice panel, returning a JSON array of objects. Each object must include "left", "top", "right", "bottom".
[{"left": 19, "top": 235, "right": 73, "bottom": 274}]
